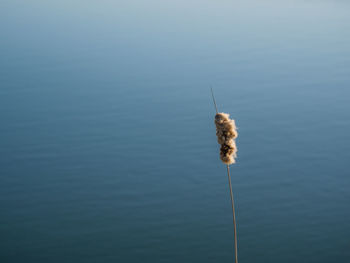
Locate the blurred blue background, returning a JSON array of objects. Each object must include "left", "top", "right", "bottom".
[{"left": 1, "top": 0, "right": 350, "bottom": 262}]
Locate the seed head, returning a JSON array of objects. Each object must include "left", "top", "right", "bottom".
[{"left": 215, "top": 113, "right": 238, "bottom": 165}]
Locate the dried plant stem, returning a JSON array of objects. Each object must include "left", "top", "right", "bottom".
[
  {"left": 211, "top": 87, "right": 218, "bottom": 114},
  {"left": 227, "top": 165, "right": 238, "bottom": 263},
  {"left": 211, "top": 88, "right": 238, "bottom": 261}
]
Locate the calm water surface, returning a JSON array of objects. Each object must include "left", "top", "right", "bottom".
[{"left": 1, "top": 0, "right": 350, "bottom": 262}]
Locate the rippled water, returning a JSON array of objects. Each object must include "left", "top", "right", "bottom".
[{"left": 1, "top": 0, "right": 350, "bottom": 262}]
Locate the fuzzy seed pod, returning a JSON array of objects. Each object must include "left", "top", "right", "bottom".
[{"left": 215, "top": 112, "right": 238, "bottom": 165}]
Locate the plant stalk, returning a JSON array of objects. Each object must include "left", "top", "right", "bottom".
[{"left": 227, "top": 165, "right": 238, "bottom": 263}]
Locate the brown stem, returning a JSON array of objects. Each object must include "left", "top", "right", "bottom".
[{"left": 227, "top": 165, "right": 238, "bottom": 263}]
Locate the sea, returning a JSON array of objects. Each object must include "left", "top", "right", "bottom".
[{"left": 1, "top": 0, "right": 350, "bottom": 262}]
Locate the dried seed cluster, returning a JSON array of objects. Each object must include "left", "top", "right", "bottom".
[{"left": 214, "top": 112, "right": 238, "bottom": 165}]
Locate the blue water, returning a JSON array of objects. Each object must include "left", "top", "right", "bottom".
[{"left": 1, "top": 1, "right": 350, "bottom": 262}]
